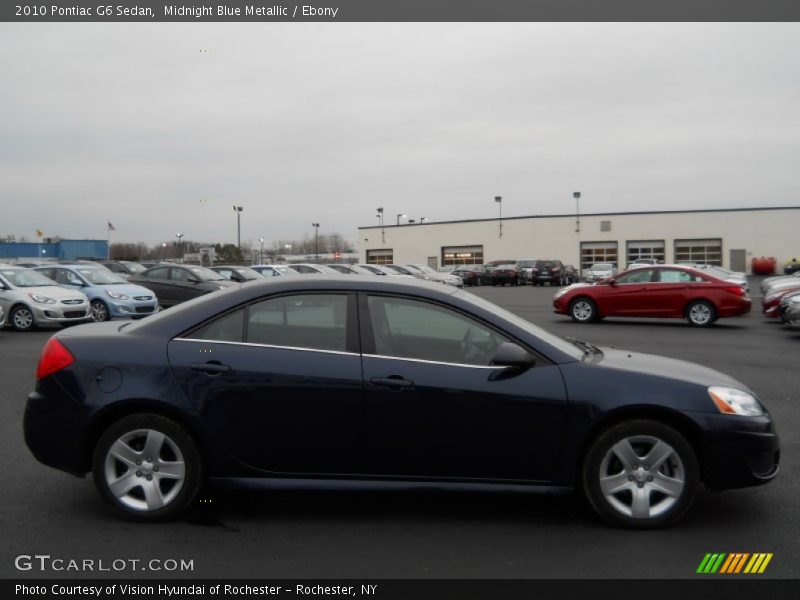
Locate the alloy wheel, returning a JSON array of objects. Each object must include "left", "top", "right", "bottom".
[
  {"left": 103, "top": 429, "right": 186, "bottom": 512},
  {"left": 12, "top": 307, "right": 34, "bottom": 330},
  {"left": 571, "top": 300, "right": 594, "bottom": 322},
  {"left": 598, "top": 435, "right": 685, "bottom": 519},
  {"left": 688, "top": 302, "right": 712, "bottom": 326},
  {"left": 91, "top": 300, "right": 109, "bottom": 322}
]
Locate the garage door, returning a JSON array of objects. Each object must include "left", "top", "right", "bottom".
[
  {"left": 366, "top": 249, "right": 393, "bottom": 265},
  {"left": 580, "top": 241, "right": 618, "bottom": 271},
  {"left": 626, "top": 240, "right": 665, "bottom": 266},
  {"left": 674, "top": 239, "right": 722, "bottom": 266},
  {"left": 442, "top": 245, "right": 484, "bottom": 266}
]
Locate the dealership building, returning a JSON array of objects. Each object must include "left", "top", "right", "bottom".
[{"left": 358, "top": 206, "right": 799, "bottom": 274}]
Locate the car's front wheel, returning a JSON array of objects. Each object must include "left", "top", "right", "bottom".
[
  {"left": 90, "top": 299, "right": 110, "bottom": 322},
  {"left": 93, "top": 414, "right": 202, "bottom": 521},
  {"left": 582, "top": 419, "right": 699, "bottom": 528},
  {"left": 10, "top": 305, "right": 35, "bottom": 331},
  {"left": 569, "top": 298, "right": 598, "bottom": 323}
]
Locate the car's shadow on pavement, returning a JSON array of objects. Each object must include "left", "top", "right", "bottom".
[{"left": 174, "top": 486, "right": 769, "bottom": 533}]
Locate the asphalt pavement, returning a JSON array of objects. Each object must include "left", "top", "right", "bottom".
[{"left": 1, "top": 280, "right": 798, "bottom": 579}]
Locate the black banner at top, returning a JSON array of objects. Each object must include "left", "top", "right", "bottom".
[{"left": 3, "top": 0, "right": 800, "bottom": 22}]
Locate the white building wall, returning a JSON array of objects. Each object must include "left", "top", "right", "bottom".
[{"left": 357, "top": 207, "right": 800, "bottom": 273}]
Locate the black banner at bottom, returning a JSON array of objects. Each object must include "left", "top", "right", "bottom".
[{"left": 4, "top": 579, "right": 800, "bottom": 600}]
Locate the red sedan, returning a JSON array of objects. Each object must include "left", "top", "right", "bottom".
[{"left": 553, "top": 265, "right": 750, "bottom": 327}]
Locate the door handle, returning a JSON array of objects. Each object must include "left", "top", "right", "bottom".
[
  {"left": 370, "top": 376, "right": 414, "bottom": 391},
  {"left": 190, "top": 361, "right": 231, "bottom": 375}
]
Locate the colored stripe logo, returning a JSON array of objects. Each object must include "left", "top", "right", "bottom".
[{"left": 697, "top": 553, "right": 773, "bottom": 574}]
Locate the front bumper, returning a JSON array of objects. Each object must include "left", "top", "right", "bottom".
[
  {"left": 31, "top": 301, "right": 91, "bottom": 324},
  {"left": 106, "top": 298, "right": 158, "bottom": 318},
  {"left": 690, "top": 412, "right": 779, "bottom": 490}
]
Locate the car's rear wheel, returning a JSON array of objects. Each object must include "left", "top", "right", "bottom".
[
  {"left": 582, "top": 419, "right": 699, "bottom": 528},
  {"left": 10, "top": 305, "right": 35, "bottom": 331},
  {"left": 685, "top": 300, "right": 716, "bottom": 327},
  {"left": 90, "top": 299, "right": 110, "bottom": 322},
  {"left": 569, "top": 298, "right": 598, "bottom": 323},
  {"left": 93, "top": 414, "right": 202, "bottom": 521}
]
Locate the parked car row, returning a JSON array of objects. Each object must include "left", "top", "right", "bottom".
[
  {"left": 760, "top": 271, "right": 800, "bottom": 331},
  {"left": 446, "top": 259, "right": 580, "bottom": 287}
]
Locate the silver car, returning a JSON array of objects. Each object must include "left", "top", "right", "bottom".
[
  {"left": 0, "top": 266, "right": 91, "bottom": 331},
  {"left": 583, "top": 262, "right": 616, "bottom": 282},
  {"left": 405, "top": 264, "right": 464, "bottom": 287}
]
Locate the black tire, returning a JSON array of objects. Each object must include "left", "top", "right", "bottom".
[
  {"left": 90, "top": 299, "right": 111, "bottom": 322},
  {"left": 582, "top": 419, "right": 699, "bottom": 529},
  {"left": 9, "top": 305, "right": 35, "bottom": 331},
  {"left": 685, "top": 300, "right": 716, "bottom": 327},
  {"left": 93, "top": 414, "right": 202, "bottom": 522},
  {"left": 569, "top": 297, "right": 598, "bottom": 323}
]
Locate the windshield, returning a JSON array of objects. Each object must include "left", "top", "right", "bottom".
[
  {"left": 517, "top": 260, "right": 535, "bottom": 268},
  {"left": 591, "top": 263, "right": 613, "bottom": 270},
  {"left": 460, "top": 291, "right": 584, "bottom": 361},
  {"left": 234, "top": 267, "right": 262, "bottom": 279},
  {"left": 384, "top": 265, "right": 411, "bottom": 275},
  {"left": 189, "top": 266, "right": 226, "bottom": 281},
  {"left": 76, "top": 268, "right": 126, "bottom": 285},
  {"left": 121, "top": 261, "right": 146, "bottom": 274},
  {"left": 0, "top": 269, "right": 57, "bottom": 287}
]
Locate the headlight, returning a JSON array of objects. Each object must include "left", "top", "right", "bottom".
[
  {"left": 106, "top": 289, "right": 129, "bottom": 300},
  {"left": 28, "top": 293, "right": 56, "bottom": 304},
  {"left": 708, "top": 386, "right": 763, "bottom": 417}
]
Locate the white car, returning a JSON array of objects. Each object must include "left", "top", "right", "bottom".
[
  {"left": 583, "top": 263, "right": 617, "bottom": 282},
  {"left": 405, "top": 264, "right": 464, "bottom": 287},
  {"left": 0, "top": 266, "right": 91, "bottom": 331}
]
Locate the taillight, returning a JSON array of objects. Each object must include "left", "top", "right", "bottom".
[
  {"left": 724, "top": 286, "right": 745, "bottom": 297},
  {"left": 36, "top": 338, "right": 75, "bottom": 379}
]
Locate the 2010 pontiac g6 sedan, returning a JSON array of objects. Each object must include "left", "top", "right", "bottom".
[{"left": 24, "top": 277, "right": 778, "bottom": 528}]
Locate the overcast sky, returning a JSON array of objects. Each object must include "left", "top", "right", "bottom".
[{"left": 1, "top": 23, "right": 798, "bottom": 246}]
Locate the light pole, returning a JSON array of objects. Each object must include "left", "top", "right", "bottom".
[
  {"left": 259, "top": 237, "right": 264, "bottom": 264},
  {"left": 311, "top": 223, "right": 320, "bottom": 259},
  {"left": 377, "top": 207, "right": 385, "bottom": 243},
  {"left": 161, "top": 242, "right": 167, "bottom": 261},
  {"left": 396, "top": 213, "right": 407, "bottom": 226},
  {"left": 176, "top": 233, "right": 184, "bottom": 262},
  {"left": 495, "top": 196, "right": 502, "bottom": 238},
  {"left": 574, "top": 192, "right": 581, "bottom": 233},
  {"left": 232, "top": 206, "right": 243, "bottom": 249}
]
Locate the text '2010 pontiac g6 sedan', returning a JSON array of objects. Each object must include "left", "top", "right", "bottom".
[{"left": 24, "top": 277, "right": 778, "bottom": 528}]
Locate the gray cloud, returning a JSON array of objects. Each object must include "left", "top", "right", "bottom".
[{"left": 1, "top": 23, "right": 798, "bottom": 245}]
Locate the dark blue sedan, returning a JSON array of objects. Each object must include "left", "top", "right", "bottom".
[{"left": 24, "top": 277, "right": 779, "bottom": 527}]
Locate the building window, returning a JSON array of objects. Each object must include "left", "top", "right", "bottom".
[
  {"left": 366, "top": 249, "right": 393, "bottom": 265},
  {"left": 674, "top": 239, "right": 722, "bottom": 266},
  {"left": 626, "top": 240, "right": 665, "bottom": 266},
  {"left": 580, "top": 241, "right": 618, "bottom": 271},
  {"left": 600, "top": 220, "right": 612, "bottom": 232},
  {"left": 442, "top": 245, "right": 484, "bottom": 266}
]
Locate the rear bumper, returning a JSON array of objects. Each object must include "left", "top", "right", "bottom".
[{"left": 24, "top": 386, "right": 91, "bottom": 476}]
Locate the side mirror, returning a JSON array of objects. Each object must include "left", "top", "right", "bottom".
[
  {"left": 69, "top": 279, "right": 84, "bottom": 287},
  {"left": 607, "top": 278, "right": 616, "bottom": 286},
  {"left": 188, "top": 277, "right": 201, "bottom": 283},
  {"left": 491, "top": 342, "right": 536, "bottom": 370}
]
